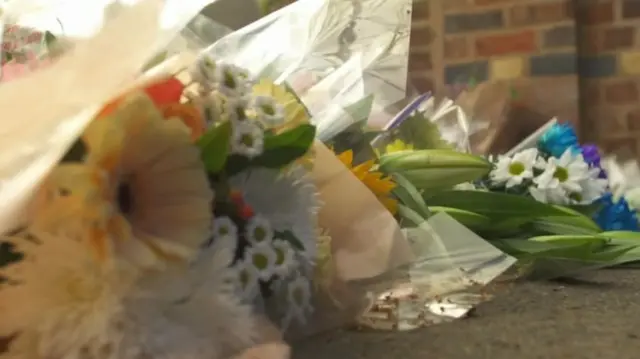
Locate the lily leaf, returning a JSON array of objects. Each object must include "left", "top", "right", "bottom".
[
  {"left": 391, "top": 173, "right": 431, "bottom": 218},
  {"left": 426, "top": 190, "right": 571, "bottom": 219}
]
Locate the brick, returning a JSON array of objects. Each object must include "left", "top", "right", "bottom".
[
  {"left": 444, "top": 37, "right": 470, "bottom": 60},
  {"left": 443, "top": 0, "right": 472, "bottom": 12},
  {"left": 490, "top": 56, "right": 524, "bottom": 80},
  {"left": 409, "top": 49, "right": 433, "bottom": 71},
  {"left": 620, "top": 51, "right": 640, "bottom": 75},
  {"left": 582, "top": 83, "right": 601, "bottom": 106},
  {"left": 604, "top": 81, "right": 638, "bottom": 105},
  {"left": 475, "top": 30, "right": 537, "bottom": 57},
  {"left": 530, "top": 53, "right": 576, "bottom": 76},
  {"left": 578, "top": 28, "right": 601, "bottom": 54},
  {"left": 510, "top": 1, "right": 573, "bottom": 27},
  {"left": 602, "top": 27, "right": 635, "bottom": 51},
  {"left": 578, "top": 55, "right": 617, "bottom": 78},
  {"left": 444, "top": 10, "right": 504, "bottom": 34},
  {"left": 627, "top": 109, "right": 640, "bottom": 131},
  {"left": 410, "top": 25, "right": 435, "bottom": 47},
  {"left": 622, "top": 0, "right": 640, "bottom": 19},
  {"left": 409, "top": 74, "right": 434, "bottom": 93},
  {"left": 475, "top": 0, "right": 513, "bottom": 5},
  {"left": 600, "top": 138, "right": 637, "bottom": 159},
  {"left": 576, "top": 1, "right": 614, "bottom": 24},
  {"left": 543, "top": 26, "right": 575, "bottom": 48},
  {"left": 412, "top": 0, "right": 430, "bottom": 21},
  {"left": 444, "top": 61, "right": 489, "bottom": 85}
]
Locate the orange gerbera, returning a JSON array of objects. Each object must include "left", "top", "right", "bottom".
[{"left": 336, "top": 150, "right": 398, "bottom": 215}]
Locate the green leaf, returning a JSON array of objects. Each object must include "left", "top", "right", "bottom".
[
  {"left": 425, "top": 190, "right": 571, "bottom": 219},
  {"left": 531, "top": 215, "right": 601, "bottom": 235},
  {"left": 396, "top": 111, "right": 452, "bottom": 150},
  {"left": 397, "top": 204, "right": 426, "bottom": 227},
  {"left": 343, "top": 94, "right": 374, "bottom": 125},
  {"left": 391, "top": 173, "right": 431, "bottom": 218},
  {"left": 275, "top": 230, "right": 305, "bottom": 251},
  {"left": 224, "top": 124, "right": 316, "bottom": 176},
  {"left": 264, "top": 124, "right": 315, "bottom": 150},
  {"left": 428, "top": 206, "right": 491, "bottom": 229},
  {"left": 196, "top": 121, "right": 232, "bottom": 173}
]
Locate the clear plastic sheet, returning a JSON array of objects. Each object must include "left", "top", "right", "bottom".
[
  {"left": 198, "top": 0, "right": 516, "bottom": 336},
  {"left": 0, "top": 1, "right": 300, "bottom": 356}
]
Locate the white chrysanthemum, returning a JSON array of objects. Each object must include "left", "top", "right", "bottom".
[
  {"left": 282, "top": 272, "right": 313, "bottom": 328},
  {"left": 272, "top": 239, "right": 296, "bottom": 276},
  {"left": 213, "top": 63, "right": 252, "bottom": 98},
  {"left": 245, "top": 215, "right": 274, "bottom": 245},
  {"left": 190, "top": 53, "right": 218, "bottom": 89},
  {"left": 229, "top": 165, "right": 320, "bottom": 260},
  {"left": 223, "top": 96, "right": 249, "bottom": 123},
  {"left": 231, "top": 121, "right": 264, "bottom": 158},
  {"left": 490, "top": 148, "right": 538, "bottom": 188},
  {"left": 212, "top": 216, "right": 239, "bottom": 241},
  {"left": 244, "top": 242, "right": 278, "bottom": 281},
  {"left": 232, "top": 258, "right": 261, "bottom": 301},
  {"left": 248, "top": 95, "right": 285, "bottom": 127},
  {"left": 79, "top": 93, "right": 214, "bottom": 264},
  {"left": 530, "top": 149, "right": 589, "bottom": 204}
]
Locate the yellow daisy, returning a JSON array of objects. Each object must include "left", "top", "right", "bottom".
[
  {"left": 336, "top": 150, "right": 398, "bottom": 215},
  {"left": 252, "top": 78, "right": 309, "bottom": 132}
]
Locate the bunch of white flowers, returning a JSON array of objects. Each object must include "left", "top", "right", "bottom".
[{"left": 489, "top": 148, "right": 608, "bottom": 205}]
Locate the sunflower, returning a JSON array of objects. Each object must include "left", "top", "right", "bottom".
[
  {"left": 80, "top": 91, "right": 214, "bottom": 263},
  {"left": 252, "top": 78, "right": 309, "bottom": 132},
  {"left": 336, "top": 150, "right": 398, "bottom": 215}
]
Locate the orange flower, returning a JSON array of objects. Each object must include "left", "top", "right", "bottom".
[
  {"left": 96, "top": 76, "right": 185, "bottom": 118},
  {"left": 161, "top": 103, "right": 205, "bottom": 141}
]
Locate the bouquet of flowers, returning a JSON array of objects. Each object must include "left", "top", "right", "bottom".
[{"left": 371, "top": 91, "right": 640, "bottom": 279}]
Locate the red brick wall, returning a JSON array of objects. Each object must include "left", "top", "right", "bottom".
[
  {"left": 577, "top": 0, "right": 640, "bottom": 159},
  {"left": 409, "top": 0, "right": 579, "bottom": 132}
]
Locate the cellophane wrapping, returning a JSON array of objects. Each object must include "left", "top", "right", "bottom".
[{"left": 201, "top": 0, "right": 515, "bottom": 336}]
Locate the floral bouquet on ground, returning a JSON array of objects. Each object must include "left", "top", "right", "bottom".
[{"left": 373, "top": 93, "right": 640, "bottom": 279}]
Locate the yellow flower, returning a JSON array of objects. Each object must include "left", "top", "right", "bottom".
[
  {"left": 252, "top": 78, "right": 309, "bottom": 132},
  {"left": 336, "top": 150, "right": 398, "bottom": 215},
  {"left": 374, "top": 139, "right": 414, "bottom": 157},
  {"left": 80, "top": 92, "right": 214, "bottom": 264}
]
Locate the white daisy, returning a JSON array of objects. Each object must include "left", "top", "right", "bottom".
[
  {"left": 272, "top": 239, "right": 296, "bottom": 276},
  {"left": 213, "top": 63, "right": 251, "bottom": 98},
  {"left": 232, "top": 259, "right": 261, "bottom": 301},
  {"left": 229, "top": 165, "right": 320, "bottom": 261},
  {"left": 244, "top": 242, "right": 278, "bottom": 281},
  {"left": 190, "top": 54, "right": 218, "bottom": 89},
  {"left": 223, "top": 96, "right": 249, "bottom": 123},
  {"left": 530, "top": 149, "right": 589, "bottom": 204},
  {"left": 248, "top": 95, "right": 285, "bottom": 127},
  {"left": 230, "top": 121, "right": 264, "bottom": 158},
  {"left": 490, "top": 148, "right": 538, "bottom": 188},
  {"left": 282, "top": 273, "right": 313, "bottom": 328},
  {"left": 245, "top": 215, "right": 274, "bottom": 245},
  {"left": 574, "top": 167, "right": 608, "bottom": 205},
  {"left": 212, "top": 216, "right": 238, "bottom": 241}
]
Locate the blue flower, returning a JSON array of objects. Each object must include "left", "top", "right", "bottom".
[
  {"left": 594, "top": 193, "right": 640, "bottom": 231},
  {"left": 538, "top": 123, "right": 579, "bottom": 158}
]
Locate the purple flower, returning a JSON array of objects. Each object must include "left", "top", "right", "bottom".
[{"left": 580, "top": 144, "right": 601, "bottom": 167}]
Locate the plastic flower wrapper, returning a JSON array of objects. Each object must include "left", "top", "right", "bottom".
[
  {"left": 0, "top": 0, "right": 234, "bottom": 83},
  {"left": 0, "top": 0, "right": 300, "bottom": 357},
  {"left": 206, "top": 0, "right": 414, "bottom": 140}
]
